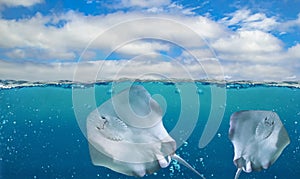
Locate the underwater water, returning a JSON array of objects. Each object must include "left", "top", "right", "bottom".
[{"left": 0, "top": 80, "right": 299, "bottom": 179}]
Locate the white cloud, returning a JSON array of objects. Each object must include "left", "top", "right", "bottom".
[
  {"left": 287, "top": 43, "right": 300, "bottom": 58},
  {"left": 120, "top": 0, "right": 171, "bottom": 8},
  {"left": 0, "top": 0, "right": 43, "bottom": 7},
  {"left": 167, "top": 2, "right": 195, "bottom": 15},
  {"left": 0, "top": 58, "right": 209, "bottom": 82},
  {"left": 0, "top": 10, "right": 226, "bottom": 61},
  {"left": 222, "top": 63, "right": 295, "bottom": 81},
  {"left": 146, "top": 7, "right": 164, "bottom": 13},
  {"left": 220, "top": 9, "right": 278, "bottom": 32},
  {"left": 116, "top": 41, "right": 170, "bottom": 56},
  {"left": 212, "top": 30, "right": 284, "bottom": 63},
  {"left": 0, "top": 56, "right": 297, "bottom": 82},
  {"left": 220, "top": 9, "right": 300, "bottom": 39},
  {"left": 280, "top": 13, "right": 300, "bottom": 32},
  {"left": 0, "top": 11, "right": 104, "bottom": 60},
  {"left": 179, "top": 48, "right": 215, "bottom": 61},
  {"left": 214, "top": 9, "right": 299, "bottom": 78}
]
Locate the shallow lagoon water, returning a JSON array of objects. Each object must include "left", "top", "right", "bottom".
[{"left": 0, "top": 81, "right": 299, "bottom": 178}]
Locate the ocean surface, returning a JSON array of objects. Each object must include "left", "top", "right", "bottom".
[{"left": 0, "top": 80, "right": 299, "bottom": 179}]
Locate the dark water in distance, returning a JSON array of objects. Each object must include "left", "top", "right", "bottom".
[{"left": 0, "top": 81, "right": 299, "bottom": 179}]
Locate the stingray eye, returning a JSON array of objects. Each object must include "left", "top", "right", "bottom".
[
  {"left": 264, "top": 117, "right": 268, "bottom": 121},
  {"left": 96, "top": 119, "right": 107, "bottom": 130},
  {"left": 101, "top": 115, "right": 106, "bottom": 119},
  {"left": 272, "top": 121, "right": 274, "bottom": 125}
]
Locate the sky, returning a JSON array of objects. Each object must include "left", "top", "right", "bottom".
[{"left": 0, "top": 0, "right": 299, "bottom": 82}]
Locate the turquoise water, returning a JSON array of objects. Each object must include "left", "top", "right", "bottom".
[{"left": 0, "top": 81, "right": 299, "bottom": 178}]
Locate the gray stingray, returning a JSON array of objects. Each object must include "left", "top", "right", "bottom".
[
  {"left": 229, "top": 110, "right": 290, "bottom": 179},
  {"left": 87, "top": 85, "right": 205, "bottom": 178}
]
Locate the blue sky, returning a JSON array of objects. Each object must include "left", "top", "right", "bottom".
[{"left": 0, "top": 0, "right": 299, "bottom": 81}]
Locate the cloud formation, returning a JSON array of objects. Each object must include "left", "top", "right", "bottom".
[
  {"left": 0, "top": 10, "right": 226, "bottom": 60},
  {"left": 220, "top": 9, "right": 278, "bottom": 32},
  {"left": 0, "top": 0, "right": 43, "bottom": 8},
  {"left": 0, "top": 55, "right": 295, "bottom": 82},
  {"left": 0, "top": 3, "right": 299, "bottom": 81}
]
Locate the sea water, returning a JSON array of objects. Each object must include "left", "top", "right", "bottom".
[{"left": 0, "top": 80, "right": 299, "bottom": 179}]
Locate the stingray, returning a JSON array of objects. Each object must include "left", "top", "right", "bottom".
[
  {"left": 229, "top": 110, "right": 290, "bottom": 179},
  {"left": 87, "top": 85, "right": 205, "bottom": 178}
]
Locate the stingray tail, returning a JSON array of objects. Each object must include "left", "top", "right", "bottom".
[
  {"left": 234, "top": 168, "right": 242, "bottom": 179},
  {"left": 171, "top": 154, "right": 205, "bottom": 179}
]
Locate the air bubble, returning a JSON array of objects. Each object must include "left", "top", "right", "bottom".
[
  {"left": 183, "top": 141, "right": 188, "bottom": 147},
  {"left": 174, "top": 163, "right": 180, "bottom": 170},
  {"left": 107, "top": 89, "right": 113, "bottom": 94},
  {"left": 197, "top": 89, "right": 204, "bottom": 94},
  {"left": 169, "top": 165, "right": 174, "bottom": 173},
  {"left": 175, "top": 88, "right": 181, "bottom": 94},
  {"left": 84, "top": 104, "right": 92, "bottom": 109},
  {"left": 219, "top": 104, "right": 226, "bottom": 109}
]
